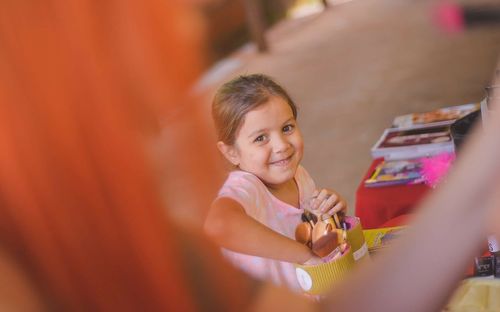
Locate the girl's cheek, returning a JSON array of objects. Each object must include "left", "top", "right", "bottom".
[
  {"left": 249, "top": 151, "right": 265, "bottom": 164},
  {"left": 296, "top": 138, "right": 304, "bottom": 155}
]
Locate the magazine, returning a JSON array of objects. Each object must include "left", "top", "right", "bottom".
[
  {"left": 392, "top": 103, "right": 480, "bottom": 128},
  {"left": 363, "top": 226, "right": 406, "bottom": 255},
  {"left": 371, "top": 123, "right": 455, "bottom": 160},
  {"left": 364, "top": 159, "right": 424, "bottom": 187}
]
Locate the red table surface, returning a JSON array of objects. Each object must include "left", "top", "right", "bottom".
[
  {"left": 355, "top": 158, "right": 490, "bottom": 277},
  {"left": 355, "top": 158, "right": 431, "bottom": 229}
]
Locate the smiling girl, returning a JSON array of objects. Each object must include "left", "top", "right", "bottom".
[{"left": 204, "top": 74, "right": 347, "bottom": 292}]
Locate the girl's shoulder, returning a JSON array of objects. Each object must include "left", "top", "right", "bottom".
[
  {"left": 217, "top": 170, "right": 269, "bottom": 211},
  {"left": 224, "top": 169, "right": 262, "bottom": 185},
  {"left": 219, "top": 170, "right": 267, "bottom": 195}
]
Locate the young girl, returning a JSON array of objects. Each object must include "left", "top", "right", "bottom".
[{"left": 204, "top": 74, "right": 347, "bottom": 292}]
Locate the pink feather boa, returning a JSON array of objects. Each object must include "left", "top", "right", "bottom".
[{"left": 420, "top": 152, "right": 456, "bottom": 188}]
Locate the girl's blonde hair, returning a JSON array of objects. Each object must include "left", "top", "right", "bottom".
[{"left": 212, "top": 74, "right": 298, "bottom": 145}]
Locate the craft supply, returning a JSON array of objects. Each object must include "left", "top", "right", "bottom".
[
  {"left": 312, "top": 221, "right": 332, "bottom": 244},
  {"left": 488, "top": 235, "right": 500, "bottom": 253},
  {"left": 303, "top": 210, "right": 318, "bottom": 224},
  {"left": 473, "top": 256, "right": 494, "bottom": 277},
  {"left": 494, "top": 253, "right": 500, "bottom": 278},
  {"left": 312, "top": 231, "right": 339, "bottom": 258},
  {"left": 333, "top": 213, "right": 342, "bottom": 229}
]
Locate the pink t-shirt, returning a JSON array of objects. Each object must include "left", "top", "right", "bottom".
[{"left": 217, "top": 165, "right": 316, "bottom": 292}]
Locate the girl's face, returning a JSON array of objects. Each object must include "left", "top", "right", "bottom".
[{"left": 219, "top": 96, "right": 304, "bottom": 189}]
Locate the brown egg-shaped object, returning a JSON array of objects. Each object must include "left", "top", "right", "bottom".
[{"left": 295, "top": 222, "right": 312, "bottom": 246}]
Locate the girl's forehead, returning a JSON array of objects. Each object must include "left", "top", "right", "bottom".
[
  {"left": 239, "top": 98, "right": 295, "bottom": 131},
  {"left": 246, "top": 96, "right": 292, "bottom": 116}
]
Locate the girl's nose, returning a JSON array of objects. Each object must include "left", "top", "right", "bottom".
[{"left": 273, "top": 134, "right": 290, "bottom": 153}]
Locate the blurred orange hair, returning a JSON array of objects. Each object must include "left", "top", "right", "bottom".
[{"left": 0, "top": 0, "right": 250, "bottom": 310}]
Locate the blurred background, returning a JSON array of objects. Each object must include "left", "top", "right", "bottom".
[{"left": 194, "top": 0, "right": 500, "bottom": 215}]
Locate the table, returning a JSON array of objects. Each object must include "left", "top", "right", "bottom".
[
  {"left": 355, "top": 158, "right": 492, "bottom": 278},
  {"left": 355, "top": 158, "right": 431, "bottom": 229}
]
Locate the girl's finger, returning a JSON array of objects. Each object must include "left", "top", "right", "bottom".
[
  {"left": 327, "top": 201, "right": 346, "bottom": 215},
  {"left": 303, "top": 189, "right": 319, "bottom": 210},
  {"left": 311, "top": 189, "right": 328, "bottom": 210},
  {"left": 308, "top": 189, "right": 320, "bottom": 210},
  {"left": 319, "top": 193, "right": 339, "bottom": 213},
  {"left": 315, "top": 189, "right": 329, "bottom": 202}
]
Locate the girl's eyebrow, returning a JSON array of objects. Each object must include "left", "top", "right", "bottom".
[{"left": 281, "top": 117, "right": 295, "bottom": 124}]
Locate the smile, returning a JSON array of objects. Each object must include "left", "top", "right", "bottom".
[{"left": 270, "top": 154, "right": 293, "bottom": 166}]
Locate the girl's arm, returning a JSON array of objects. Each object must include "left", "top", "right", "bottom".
[{"left": 204, "top": 197, "right": 315, "bottom": 264}]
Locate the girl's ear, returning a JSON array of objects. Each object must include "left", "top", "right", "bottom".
[{"left": 217, "top": 141, "right": 240, "bottom": 166}]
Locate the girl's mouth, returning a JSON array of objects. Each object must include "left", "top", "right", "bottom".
[{"left": 270, "top": 154, "right": 293, "bottom": 166}]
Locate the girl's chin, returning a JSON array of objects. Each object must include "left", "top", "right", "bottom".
[{"left": 265, "top": 169, "right": 296, "bottom": 184}]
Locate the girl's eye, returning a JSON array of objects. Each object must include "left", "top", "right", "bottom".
[
  {"left": 283, "top": 124, "right": 294, "bottom": 133},
  {"left": 254, "top": 135, "right": 265, "bottom": 143}
]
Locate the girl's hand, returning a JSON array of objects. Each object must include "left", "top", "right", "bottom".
[{"left": 308, "top": 188, "right": 347, "bottom": 216}]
